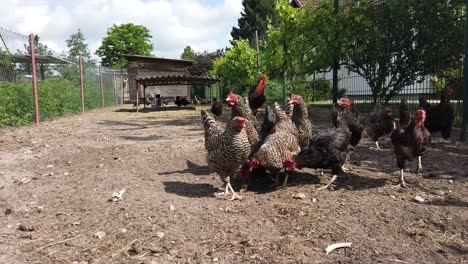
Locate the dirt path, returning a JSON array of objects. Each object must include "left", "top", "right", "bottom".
[{"left": 0, "top": 105, "right": 467, "bottom": 263}]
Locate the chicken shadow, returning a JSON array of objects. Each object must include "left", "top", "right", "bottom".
[
  {"left": 329, "top": 172, "right": 387, "bottom": 191},
  {"left": 158, "top": 160, "right": 212, "bottom": 176},
  {"left": 120, "top": 135, "right": 164, "bottom": 141},
  {"left": 163, "top": 181, "right": 217, "bottom": 198}
]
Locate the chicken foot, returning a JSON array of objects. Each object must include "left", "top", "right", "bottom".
[
  {"left": 317, "top": 175, "right": 338, "bottom": 191},
  {"left": 415, "top": 156, "right": 423, "bottom": 174},
  {"left": 217, "top": 183, "right": 242, "bottom": 200}
]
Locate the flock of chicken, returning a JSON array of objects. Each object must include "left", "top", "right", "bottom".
[{"left": 201, "top": 76, "right": 455, "bottom": 201}]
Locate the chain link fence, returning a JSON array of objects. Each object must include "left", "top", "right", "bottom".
[{"left": 0, "top": 27, "right": 124, "bottom": 127}]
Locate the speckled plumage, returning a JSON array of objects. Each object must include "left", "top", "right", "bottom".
[
  {"left": 252, "top": 103, "right": 300, "bottom": 173},
  {"left": 201, "top": 111, "right": 250, "bottom": 186},
  {"left": 230, "top": 95, "right": 259, "bottom": 146},
  {"left": 291, "top": 95, "right": 312, "bottom": 149}
]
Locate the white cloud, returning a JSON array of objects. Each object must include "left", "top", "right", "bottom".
[{"left": 1, "top": 0, "right": 242, "bottom": 60}]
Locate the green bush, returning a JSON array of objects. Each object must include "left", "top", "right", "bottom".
[{"left": 0, "top": 76, "right": 117, "bottom": 127}]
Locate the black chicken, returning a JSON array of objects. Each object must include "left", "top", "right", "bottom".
[
  {"left": 418, "top": 86, "right": 454, "bottom": 140},
  {"left": 210, "top": 98, "right": 222, "bottom": 117},
  {"left": 366, "top": 103, "right": 396, "bottom": 150},
  {"left": 391, "top": 108, "right": 431, "bottom": 188},
  {"left": 332, "top": 97, "right": 364, "bottom": 147}
]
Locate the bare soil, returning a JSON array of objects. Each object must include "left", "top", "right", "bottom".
[{"left": 0, "top": 105, "right": 467, "bottom": 264}]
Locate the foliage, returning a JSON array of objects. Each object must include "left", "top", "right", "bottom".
[
  {"left": 180, "top": 46, "right": 196, "bottom": 60},
  {"left": 309, "top": 78, "right": 332, "bottom": 101},
  {"left": 0, "top": 50, "right": 14, "bottom": 82},
  {"left": 342, "top": 0, "right": 464, "bottom": 103},
  {"left": 212, "top": 40, "right": 258, "bottom": 94},
  {"left": 96, "top": 23, "right": 153, "bottom": 68},
  {"left": 0, "top": 75, "right": 116, "bottom": 127},
  {"left": 58, "top": 29, "right": 96, "bottom": 83},
  {"left": 189, "top": 49, "right": 224, "bottom": 76},
  {"left": 231, "top": 0, "right": 279, "bottom": 44}
]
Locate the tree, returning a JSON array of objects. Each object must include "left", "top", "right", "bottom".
[
  {"left": 231, "top": 0, "right": 278, "bottom": 44},
  {"left": 59, "top": 29, "right": 95, "bottom": 82},
  {"left": 189, "top": 49, "right": 224, "bottom": 76},
  {"left": 96, "top": 23, "right": 153, "bottom": 67},
  {"left": 0, "top": 49, "right": 14, "bottom": 81},
  {"left": 342, "top": 0, "right": 464, "bottom": 103},
  {"left": 212, "top": 40, "right": 258, "bottom": 94},
  {"left": 180, "top": 46, "right": 196, "bottom": 60},
  {"left": 66, "top": 29, "right": 92, "bottom": 63}
]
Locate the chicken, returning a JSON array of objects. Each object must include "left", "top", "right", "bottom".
[
  {"left": 210, "top": 98, "right": 222, "bottom": 117},
  {"left": 248, "top": 75, "right": 267, "bottom": 115},
  {"left": 332, "top": 98, "right": 364, "bottom": 147},
  {"left": 399, "top": 98, "right": 411, "bottom": 128},
  {"left": 366, "top": 103, "right": 396, "bottom": 150},
  {"left": 201, "top": 110, "right": 250, "bottom": 200},
  {"left": 290, "top": 94, "right": 312, "bottom": 149},
  {"left": 175, "top": 96, "right": 190, "bottom": 107},
  {"left": 295, "top": 127, "right": 351, "bottom": 190},
  {"left": 418, "top": 86, "right": 454, "bottom": 140},
  {"left": 259, "top": 104, "right": 276, "bottom": 140},
  {"left": 244, "top": 102, "right": 300, "bottom": 188},
  {"left": 226, "top": 91, "right": 260, "bottom": 146},
  {"left": 390, "top": 108, "right": 431, "bottom": 188}
]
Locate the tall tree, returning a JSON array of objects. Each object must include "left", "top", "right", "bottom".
[
  {"left": 231, "top": 0, "right": 278, "bottom": 44},
  {"left": 189, "top": 49, "right": 224, "bottom": 76},
  {"left": 96, "top": 23, "right": 153, "bottom": 67},
  {"left": 66, "top": 29, "right": 92, "bottom": 63},
  {"left": 342, "top": 0, "right": 464, "bottom": 103},
  {"left": 180, "top": 46, "right": 196, "bottom": 60}
]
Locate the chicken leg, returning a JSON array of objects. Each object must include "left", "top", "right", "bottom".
[
  {"left": 317, "top": 175, "right": 338, "bottom": 191},
  {"left": 415, "top": 156, "right": 422, "bottom": 174},
  {"left": 375, "top": 141, "right": 382, "bottom": 150},
  {"left": 399, "top": 169, "right": 408, "bottom": 188},
  {"left": 226, "top": 183, "right": 242, "bottom": 200}
]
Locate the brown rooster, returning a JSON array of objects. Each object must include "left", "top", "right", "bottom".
[
  {"left": 201, "top": 110, "right": 250, "bottom": 200},
  {"left": 391, "top": 108, "right": 431, "bottom": 188},
  {"left": 418, "top": 86, "right": 454, "bottom": 141},
  {"left": 248, "top": 75, "right": 267, "bottom": 115},
  {"left": 290, "top": 94, "right": 312, "bottom": 149},
  {"left": 366, "top": 103, "right": 396, "bottom": 150},
  {"left": 226, "top": 91, "right": 260, "bottom": 146},
  {"left": 244, "top": 102, "right": 300, "bottom": 188}
]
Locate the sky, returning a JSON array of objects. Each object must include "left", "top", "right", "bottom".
[{"left": 0, "top": 0, "right": 243, "bottom": 60}]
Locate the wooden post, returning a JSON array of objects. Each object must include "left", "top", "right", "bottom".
[
  {"left": 332, "top": 0, "right": 339, "bottom": 105},
  {"left": 99, "top": 65, "right": 104, "bottom": 108},
  {"left": 120, "top": 70, "right": 124, "bottom": 104},
  {"left": 29, "top": 34, "right": 39, "bottom": 125},
  {"left": 79, "top": 55, "right": 85, "bottom": 114},
  {"left": 136, "top": 81, "right": 140, "bottom": 112},
  {"left": 255, "top": 30, "right": 260, "bottom": 70},
  {"left": 461, "top": 0, "right": 468, "bottom": 141}
]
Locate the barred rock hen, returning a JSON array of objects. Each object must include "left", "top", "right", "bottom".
[
  {"left": 290, "top": 94, "right": 312, "bottom": 149},
  {"left": 399, "top": 98, "right": 411, "bottom": 128},
  {"left": 244, "top": 102, "right": 300, "bottom": 188},
  {"left": 332, "top": 98, "right": 364, "bottom": 147},
  {"left": 391, "top": 108, "right": 431, "bottom": 188},
  {"left": 210, "top": 98, "right": 222, "bottom": 117},
  {"left": 226, "top": 91, "right": 259, "bottom": 146},
  {"left": 248, "top": 75, "right": 267, "bottom": 115},
  {"left": 419, "top": 86, "right": 454, "bottom": 140},
  {"left": 295, "top": 127, "right": 351, "bottom": 190},
  {"left": 366, "top": 103, "right": 396, "bottom": 150},
  {"left": 201, "top": 110, "right": 250, "bottom": 200}
]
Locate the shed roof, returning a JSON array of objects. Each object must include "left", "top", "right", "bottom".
[
  {"left": 136, "top": 74, "right": 219, "bottom": 87},
  {"left": 10, "top": 54, "right": 70, "bottom": 64},
  {"left": 123, "top": 54, "right": 193, "bottom": 66}
]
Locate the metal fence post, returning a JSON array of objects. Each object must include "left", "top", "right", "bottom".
[
  {"left": 79, "top": 55, "right": 85, "bottom": 114},
  {"left": 461, "top": 2, "right": 468, "bottom": 141},
  {"left": 99, "top": 65, "right": 104, "bottom": 108},
  {"left": 29, "top": 34, "right": 39, "bottom": 125},
  {"left": 332, "top": 0, "right": 339, "bottom": 105},
  {"left": 113, "top": 71, "right": 117, "bottom": 106}
]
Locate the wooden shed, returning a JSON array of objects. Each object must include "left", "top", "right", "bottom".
[{"left": 124, "top": 55, "right": 194, "bottom": 100}]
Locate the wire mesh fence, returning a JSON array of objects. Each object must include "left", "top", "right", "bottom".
[{"left": 0, "top": 27, "right": 124, "bottom": 127}]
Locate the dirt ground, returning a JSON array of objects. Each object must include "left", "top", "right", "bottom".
[{"left": 0, "top": 104, "right": 467, "bottom": 264}]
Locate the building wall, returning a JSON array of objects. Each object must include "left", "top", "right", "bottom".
[{"left": 127, "top": 62, "right": 190, "bottom": 100}]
